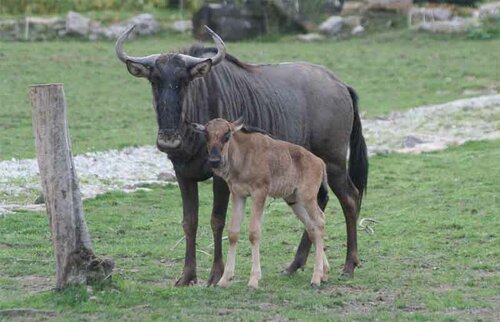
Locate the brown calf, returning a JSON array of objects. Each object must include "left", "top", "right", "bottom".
[{"left": 193, "top": 118, "right": 330, "bottom": 288}]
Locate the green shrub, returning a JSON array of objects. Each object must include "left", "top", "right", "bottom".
[
  {"left": 467, "top": 18, "right": 500, "bottom": 40},
  {"left": 0, "top": 0, "right": 170, "bottom": 15}
]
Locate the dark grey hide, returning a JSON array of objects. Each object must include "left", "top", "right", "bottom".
[{"left": 116, "top": 25, "right": 368, "bottom": 286}]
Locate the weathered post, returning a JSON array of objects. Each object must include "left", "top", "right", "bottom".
[{"left": 30, "top": 84, "right": 113, "bottom": 290}]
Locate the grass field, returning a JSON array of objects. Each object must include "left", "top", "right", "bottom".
[
  {"left": 1, "top": 20, "right": 500, "bottom": 321},
  {"left": 1, "top": 140, "right": 499, "bottom": 320},
  {"left": 1, "top": 30, "right": 499, "bottom": 160}
]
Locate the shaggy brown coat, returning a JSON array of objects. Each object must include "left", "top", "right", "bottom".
[{"left": 196, "top": 118, "right": 330, "bottom": 288}]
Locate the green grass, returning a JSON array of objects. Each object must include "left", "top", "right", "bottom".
[
  {"left": 1, "top": 140, "right": 499, "bottom": 321},
  {"left": 1, "top": 30, "right": 499, "bottom": 160}
]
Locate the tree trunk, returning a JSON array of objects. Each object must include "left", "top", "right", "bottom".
[{"left": 30, "top": 84, "right": 113, "bottom": 290}]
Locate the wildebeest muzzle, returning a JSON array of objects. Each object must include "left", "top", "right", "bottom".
[{"left": 157, "top": 129, "right": 181, "bottom": 151}]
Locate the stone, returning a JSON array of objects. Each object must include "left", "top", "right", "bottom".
[
  {"left": 89, "top": 14, "right": 159, "bottom": 40},
  {"left": 297, "top": 33, "right": 325, "bottom": 41},
  {"left": 342, "top": 1, "right": 367, "bottom": 16},
  {"left": 402, "top": 135, "right": 424, "bottom": 148},
  {"left": 408, "top": 7, "right": 453, "bottom": 27},
  {"left": 192, "top": 3, "right": 266, "bottom": 41},
  {"left": 66, "top": 11, "right": 91, "bottom": 36},
  {"left": 343, "top": 15, "right": 362, "bottom": 28},
  {"left": 367, "top": 0, "right": 413, "bottom": 14},
  {"left": 172, "top": 20, "right": 192, "bottom": 33},
  {"left": 319, "top": 16, "right": 344, "bottom": 36},
  {"left": 127, "top": 13, "right": 160, "bottom": 36},
  {"left": 479, "top": 1, "right": 500, "bottom": 19},
  {"left": 352, "top": 25, "right": 365, "bottom": 35},
  {"left": 413, "top": 17, "right": 478, "bottom": 33}
]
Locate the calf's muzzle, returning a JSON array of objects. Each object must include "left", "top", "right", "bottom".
[{"left": 208, "top": 147, "right": 222, "bottom": 168}]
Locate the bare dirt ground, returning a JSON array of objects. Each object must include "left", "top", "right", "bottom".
[{"left": 1, "top": 94, "right": 499, "bottom": 215}]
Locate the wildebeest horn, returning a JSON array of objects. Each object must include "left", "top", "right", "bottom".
[
  {"left": 115, "top": 25, "right": 160, "bottom": 66},
  {"left": 178, "top": 25, "right": 226, "bottom": 67}
]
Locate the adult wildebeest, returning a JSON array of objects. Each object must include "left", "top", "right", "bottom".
[
  {"left": 115, "top": 25, "right": 368, "bottom": 286},
  {"left": 192, "top": 117, "right": 330, "bottom": 288}
]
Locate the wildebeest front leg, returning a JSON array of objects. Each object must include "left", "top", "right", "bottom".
[
  {"left": 284, "top": 186, "right": 329, "bottom": 274},
  {"left": 207, "top": 176, "right": 230, "bottom": 286},
  {"left": 175, "top": 176, "right": 199, "bottom": 286}
]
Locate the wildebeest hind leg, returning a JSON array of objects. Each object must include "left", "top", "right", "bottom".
[
  {"left": 207, "top": 176, "right": 230, "bottom": 286},
  {"left": 283, "top": 185, "right": 328, "bottom": 275},
  {"left": 327, "top": 162, "right": 361, "bottom": 277}
]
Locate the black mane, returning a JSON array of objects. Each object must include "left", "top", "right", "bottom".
[
  {"left": 179, "top": 44, "right": 307, "bottom": 149},
  {"left": 241, "top": 125, "right": 271, "bottom": 137}
]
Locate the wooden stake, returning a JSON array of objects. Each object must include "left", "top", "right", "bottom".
[{"left": 30, "top": 84, "right": 113, "bottom": 289}]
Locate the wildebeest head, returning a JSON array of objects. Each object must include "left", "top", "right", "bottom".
[
  {"left": 115, "top": 25, "right": 226, "bottom": 152},
  {"left": 191, "top": 117, "right": 244, "bottom": 169}
]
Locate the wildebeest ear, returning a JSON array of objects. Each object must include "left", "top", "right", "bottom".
[
  {"left": 189, "top": 59, "right": 212, "bottom": 79},
  {"left": 232, "top": 116, "right": 244, "bottom": 132},
  {"left": 190, "top": 122, "right": 207, "bottom": 133},
  {"left": 126, "top": 61, "right": 150, "bottom": 78}
]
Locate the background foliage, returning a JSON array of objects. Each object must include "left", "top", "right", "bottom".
[{"left": 0, "top": 0, "right": 170, "bottom": 15}]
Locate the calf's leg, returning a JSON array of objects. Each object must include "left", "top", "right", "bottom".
[
  {"left": 303, "top": 201, "right": 327, "bottom": 287},
  {"left": 218, "top": 194, "right": 246, "bottom": 288},
  {"left": 248, "top": 192, "right": 267, "bottom": 289},
  {"left": 290, "top": 202, "right": 326, "bottom": 287},
  {"left": 284, "top": 185, "right": 329, "bottom": 275}
]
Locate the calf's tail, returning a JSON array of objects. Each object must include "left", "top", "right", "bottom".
[{"left": 347, "top": 86, "right": 369, "bottom": 204}]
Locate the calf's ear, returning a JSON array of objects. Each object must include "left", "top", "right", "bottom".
[
  {"left": 126, "top": 61, "right": 151, "bottom": 78},
  {"left": 232, "top": 116, "right": 244, "bottom": 132},
  {"left": 189, "top": 59, "right": 212, "bottom": 79}
]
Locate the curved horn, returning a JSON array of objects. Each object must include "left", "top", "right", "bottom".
[
  {"left": 115, "top": 25, "right": 160, "bottom": 66},
  {"left": 178, "top": 25, "right": 226, "bottom": 67},
  {"left": 204, "top": 25, "right": 226, "bottom": 65}
]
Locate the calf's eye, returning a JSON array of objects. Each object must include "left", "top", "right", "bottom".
[{"left": 223, "top": 131, "right": 231, "bottom": 143}]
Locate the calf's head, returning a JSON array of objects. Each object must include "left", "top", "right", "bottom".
[
  {"left": 192, "top": 118, "right": 244, "bottom": 169},
  {"left": 115, "top": 25, "right": 226, "bottom": 152}
]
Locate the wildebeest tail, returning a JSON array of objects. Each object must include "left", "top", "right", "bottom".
[
  {"left": 317, "top": 163, "right": 329, "bottom": 211},
  {"left": 347, "top": 86, "right": 368, "bottom": 204}
]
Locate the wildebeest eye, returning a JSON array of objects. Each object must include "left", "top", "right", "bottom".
[{"left": 222, "top": 131, "right": 231, "bottom": 143}]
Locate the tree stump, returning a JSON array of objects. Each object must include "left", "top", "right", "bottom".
[{"left": 30, "top": 84, "right": 113, "bottom": 290}]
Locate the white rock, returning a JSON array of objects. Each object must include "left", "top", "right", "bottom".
[
  {"left": 319, "top": 16, "right": 344, "bottom": 36},
  {"left": 297, "top": 33, "right": 325, "bottom": 41},
  {"left": 479, "top": 2, "right": 500, "bottom": 19},
  {"left": 343, "top": 15, "right": 362, "bottom": 28},
  {"left": 172, "top": 20, "right": 193, "bottom": 33},
  {"left": 351, "top": 25, "right": 365, "bottom": 35},
  {"left": 66, "top": 11, "right": 91, "bottom": 36},
  {"left": 413, "top": 17, "right": 478, "bottom": 33}
]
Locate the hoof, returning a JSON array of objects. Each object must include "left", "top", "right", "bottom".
[
  {"left": 282, "top": 262, "right": 305, "bottom": 276},
  {"left": 217, "top": 278, "right": 230, "bottom": 288},
  {"left": 207, "top": 267, "right": 224, "bottom": 287},
  {"left": 175, "top": 273, "right": 197, "bottom": 287},
  {"left": 247, "top": 281, "right": 259, "bottom": 289},
  {"left": 310, "top": 282, "right": 321, "bottom": 289},
  {"left": 339, "top": 271, "right": 353, "bottom": 280}
]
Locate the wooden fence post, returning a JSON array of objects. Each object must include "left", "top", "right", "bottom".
[{"left": 30, "top": 84, "right": 113, "bottom": 290}]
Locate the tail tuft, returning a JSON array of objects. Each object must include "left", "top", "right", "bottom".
[{"left": 347, "top": 86, "right": 369, "bottom": 203}]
